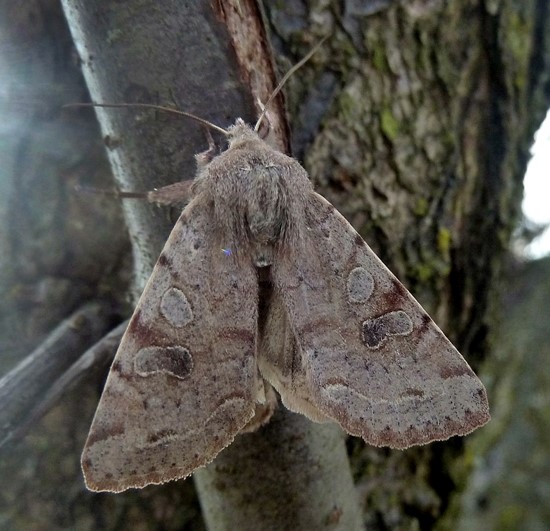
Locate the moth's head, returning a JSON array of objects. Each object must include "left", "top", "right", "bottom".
[{"left": 226, "top": 118, "right": 263, "bottom": 150}]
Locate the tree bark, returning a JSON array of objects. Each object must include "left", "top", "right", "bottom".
[{"left": 0, "top": 0, "right": 549, "bottom": 530}]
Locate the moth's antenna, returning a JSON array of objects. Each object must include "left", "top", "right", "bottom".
[
  {"left": 64, "top": 102, "right": 229, "bottom": 137},
  {"left": 254, "top": 36, "right": 328, "bottom": 133}
]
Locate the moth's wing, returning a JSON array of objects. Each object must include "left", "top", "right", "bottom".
[
  {"left": 82, "top": 197, "right": 259, "bottom": 492},
  {"left": 270, "top": 193, "right": 490, "bottom": 449},
  {"left": 258, "top": 285, "right": 332, "bottom": 423}
]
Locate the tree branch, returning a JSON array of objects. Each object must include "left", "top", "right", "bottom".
[{"left": 0, "top": 302, "right": 118, "bottom": 449}]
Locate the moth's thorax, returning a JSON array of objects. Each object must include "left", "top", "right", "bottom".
[{"left": 195, "top": 124, "right": 313, "bottom": 265}]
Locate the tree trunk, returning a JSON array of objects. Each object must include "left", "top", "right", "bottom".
[{"left": 0, "top": 1, "right": 548, "bottom": 530}]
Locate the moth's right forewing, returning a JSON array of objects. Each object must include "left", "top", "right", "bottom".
[
  {"left": 82, "top": 198, "right": 259, "bottom": 492},
  {"left": 272, "top": 193, "right": 489, "bottom": 449}
]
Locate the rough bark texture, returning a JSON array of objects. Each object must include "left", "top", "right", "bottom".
[
  {"left": 0, "top": 0, "right": 549, "bottom": 529},
  {"left": 274, "top": 2, "right": 549, "bottom": 528}
]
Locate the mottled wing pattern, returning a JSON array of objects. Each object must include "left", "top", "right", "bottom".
[
  {"left": 271, "top": 193, "right": 490, "bottom": 449},
  {"left": 82, "top": 198, "right": 259, "bottom": 492}
]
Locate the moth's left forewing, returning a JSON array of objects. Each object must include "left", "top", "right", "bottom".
[
  {"left": 272, "top": 193, "right": 490, "bottom": 449},
  {"left": 82, "top": 198, "right": 259, "bottom": 492}
]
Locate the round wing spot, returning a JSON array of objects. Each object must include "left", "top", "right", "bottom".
[
  {"left": 361, "top": 310, "right": 413, "bottom": 349},
  {"left": 135, "top": 346, "right": 193, "bottom": 380},
  {"left": 347, "top": 267, "right": 374, "bottom": 303},
  {"left": 160, "top": 287, "right": 193, "bottom": 327}
]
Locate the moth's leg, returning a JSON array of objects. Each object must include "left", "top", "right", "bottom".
[
  {"left": 146, "top": 181, "right": 193, "bottom": 205},
  {"left": 73, "top": 184, "right": 149, "bottom": 200},
  {"left": 195, "top": 126, "right": 218, "bottom": 168},
  {"left": 240, "top": 381, "right": 278, "bottom": 433},
  {"left": 74, "top": 181, "right": 192, "bottom": 206},
  {"left": 142, "top": 124, "right": 218, "bottom": 205}
]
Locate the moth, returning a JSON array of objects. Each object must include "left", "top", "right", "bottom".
[{"left": 81, "top": 112, "right": 490, "bottom": 492}]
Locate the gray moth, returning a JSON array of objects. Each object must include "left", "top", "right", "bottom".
[{"left": 82, "top": 118, "right": 490, "bottom": 493}]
